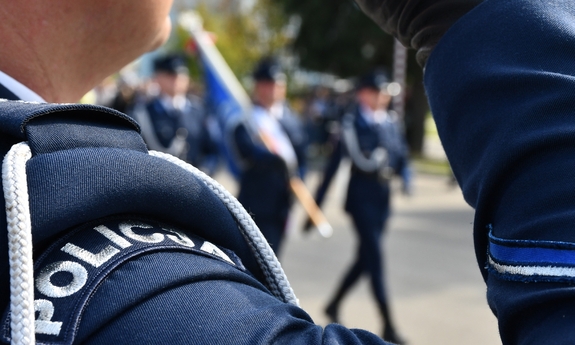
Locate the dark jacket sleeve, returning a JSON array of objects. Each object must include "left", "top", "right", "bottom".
[
  {"left": 234, "top": 122, "right": 286, "bottom": 170},
  {"left": 417, "top": 1, "right": 575, "bottom": 344},
  {"left": 353, "top": 0, "right": 483, "bottom": 66},
  {"left": 78, "top": 251, "right": 392, "bottom": 345}
]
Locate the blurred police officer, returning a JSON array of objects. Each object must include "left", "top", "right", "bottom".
[
  {"left": 232, "top": 57, "right": 307, "bottom": 257},
  {"left": 311, "top": 70, "right": 410, "bottom": 344},
  {"left": 132, "top": 54, "right": 217, "bottom": 168},
  {"left": 0, "top": 1, "right": 395, "bottom": 343}
]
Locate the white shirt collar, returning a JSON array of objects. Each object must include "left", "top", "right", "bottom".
[{"left": 0, "top": 70, "right": 46, "bottom": 102}]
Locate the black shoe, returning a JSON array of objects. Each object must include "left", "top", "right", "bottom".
[
  {"left": 383, "top": 327, "right": 406, "bottom": 345},
  {"left": 324, "top": 303, "right": 340, "bottom": 324}
]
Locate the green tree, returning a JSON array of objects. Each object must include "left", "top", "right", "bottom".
[
  {"left": 172, "top": 1, "right": 292, "bottom": 82},
  {"left": 274, "top": 0, "right": 395, "bottom": 77},
  {"left": 274, "top": 0, "right": 429, "bottom": 154}
]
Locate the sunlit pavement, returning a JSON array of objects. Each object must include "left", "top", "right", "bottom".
[{"left": 213, "top": 161, "right": 501, "bottom": 345}]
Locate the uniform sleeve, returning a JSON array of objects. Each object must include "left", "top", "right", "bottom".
[
  {"left": 353, "top": 0, "right": 483, "bottom": 66},
  {"left": 76, "top": 251, "right": 391, "bottom": 345},
  {"left": 234, "top": 122, "right": 286, "bottom": 168},
  {"left": 422, "top": 1, "right": 575, "bottom": 343}
]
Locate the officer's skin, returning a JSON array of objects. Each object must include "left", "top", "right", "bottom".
[
  {"left": 0, "top": 0, "right": 174, "bottom": 103},
  {"left": 356, "top": 87, "right": 380, "bottom": 111},
  {"left": 253, "top": 79, "right": 286, "bottom": 111},
  {"left": 155, "top": 71, "right": 190, "bottom": 99},
  {"left": 377, "top": 89, "right": 392, "bottom": 110}
]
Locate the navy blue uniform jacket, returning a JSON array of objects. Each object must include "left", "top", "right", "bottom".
[
  {"left": 0, "top": 84, "right": 389, "bottom": 344},
  {"left": 416, "top": 0, "right": 575, "bottom": 343}
]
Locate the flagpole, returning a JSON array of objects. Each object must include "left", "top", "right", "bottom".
[{"left": 178, "top": 11, "right": 333, "bottom": 238}]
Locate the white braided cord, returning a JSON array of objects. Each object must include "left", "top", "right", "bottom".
[
  {"left": 149, "top": 150, "right": 298, "bottom": 306},
  {"left": 2, "top": 142, "right": 35, "bottom": 345}
]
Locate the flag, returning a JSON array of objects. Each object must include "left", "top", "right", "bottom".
[{"left": 183, "top": 17, "right": 252, "bottom": 178}]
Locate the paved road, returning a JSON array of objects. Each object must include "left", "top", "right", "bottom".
[{"left": 214, "top": 161, "right": 501, "bottom": 345}]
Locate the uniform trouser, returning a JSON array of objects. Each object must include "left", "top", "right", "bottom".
[{"left": 330, "top": 205, "right": 394, "bottom": 328}]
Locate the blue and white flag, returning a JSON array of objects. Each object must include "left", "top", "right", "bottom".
[{"left": 186, "top": 19, "right": 252, "bottom": 178}]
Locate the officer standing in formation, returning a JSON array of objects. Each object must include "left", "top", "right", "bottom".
[
  {"left": 311, "top": 70, "right": 410, "bottom": 344},
  {"left": 132, "top": 54, "right": 217, "bottom": 169},
  {"left": 232, "top": 57, "right": 307, "bottom": 257}
]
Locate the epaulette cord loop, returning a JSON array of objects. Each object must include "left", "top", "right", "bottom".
[
  {"left": 2, "top": 142, "right": 35, "bottom": 345},
  {"left": 1, "top": 142, "right": 299, "bottom": 345},
  {"left": 149, "top": 150, "right": 298, "bottom": 306}
]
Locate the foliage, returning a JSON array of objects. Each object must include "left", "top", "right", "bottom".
[
  {"left": 171, "top": 1, "right": 293, "bottom": 81},
  {"left": 273, "top": 0, "right": 395, "bottom": 78}
]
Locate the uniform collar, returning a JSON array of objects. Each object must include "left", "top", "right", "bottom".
[{"left": 0, "top": 70, "right": 46, "bottom": 102}]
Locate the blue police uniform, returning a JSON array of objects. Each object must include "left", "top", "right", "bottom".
[
  {"left": 0, "top": 73, "right": 398, "bottom": 343},
  {"left": 229, "top": 57, "right": 308, "bottom": 257},
  {"left": 313, "top": 99, "right": 409, "bottom": 343},
  {"left": 141, "top": 94, "right": 215, "bottom": 166},
  {"left": 233, "top": 103, "right": 307, "bottom": 256},
  {"left": 132, "top": 55, "right": 217, "bottom": 168},
  {"left": 354, "top": 0, "right": 575, "bottom": 343}
]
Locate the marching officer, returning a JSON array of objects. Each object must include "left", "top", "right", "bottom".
[
  {"left": 231, "top": 57, "right": 307, "bottom": 257},
  {"left": 0, "top": 3, "right": 391, "bottom": 342},
  {"left": 132, "top": 54, "right": 217, "bottom": 169},
  {"left": 311, "top": 70, "right": 410, "bottom": 344}
]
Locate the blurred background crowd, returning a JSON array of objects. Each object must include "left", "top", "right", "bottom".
[
  {"left": 78, "top": 1, "right": 498, "bottom": 344},
  {"left": 80, "top": 0, "right": 434, "bottom": 173}
]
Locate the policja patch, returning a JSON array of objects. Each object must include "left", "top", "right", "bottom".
[{"left": 1, "top": 217, "right": 245, "bottom": 345}]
